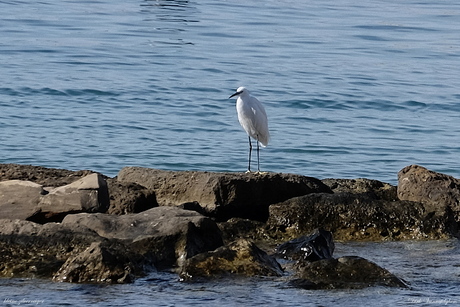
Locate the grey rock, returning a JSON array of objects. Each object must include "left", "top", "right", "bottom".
[
  {"left": 0, "top": 180, "right": 45, "bottom": 220},
  {"left": 29, "top": 173, "right": 109, "bottom": 223},
  {"left": 61, "top": 206, "right": 224, "bottom": 268}
]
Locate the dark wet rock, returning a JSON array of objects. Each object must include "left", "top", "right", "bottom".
[
  {"left": 179, "top": 239, "right": 283, "bottom": 280},
  {"left": 28, "top": 173, "right": 110, "bottom": 223},
  {"left": 61, "top": 206, "right": 224, "bottom": 269},
  {"left": 322, "top": 178, "right": 397, "bottom": 201},
  {"left": 117, "top": 167, "right": 332, "bottom": 221},
  {"left": 218, "top": 218, "right": 266, "bottom": 244},
  {"left": 0, "top": 180, "right": 45, "bottom": 220},
  {"left": 53, "top": 241, "right": 148, "bottom": 284},
  {"left": 267, "top": 192, "right": 448, "bottom": 241},
  {"left": 398, "top": 165, "right": 460, "bottom": 236},
  {"left": 290, "top": 256, "right": 408, "bottom": 289},
  {"left": 105, "top": 178, "right": 157, "bottom": 215},
  {"left": 0, "top": 219, "right": 103, "bottom": 279},
  {"left": 275, "top": 228, "right": 334, "bottom": 261}
]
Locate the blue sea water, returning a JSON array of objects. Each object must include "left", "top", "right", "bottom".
[{"left": 1, "top": 0, "right": 460, "bottom": 305}]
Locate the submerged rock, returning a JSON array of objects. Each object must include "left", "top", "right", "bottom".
[
  {"left": 117, "top": 167, "right": 332, "bottom": 221},
  {"left": 179, "top": 239, "right": 283, "bottom": 280},
  {"left": 290, "top": 256, "right": 408, "bottom": 290},
  {"left": 275, "top": 228, "right": 334, "bottom": 261}
]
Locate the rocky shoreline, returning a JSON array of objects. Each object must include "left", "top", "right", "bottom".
[{"left": 1, "top": 163, "right": 459, "bottom": 289}]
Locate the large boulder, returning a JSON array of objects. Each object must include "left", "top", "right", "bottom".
[
  {"left": 0, "top": 180, "right": 45, "bottom": 220},
  {"left": 290, "top": 256, "right": 408, "bottom": 289},
  {"left": 61, "top": 206, "right": 224, "bottom": 268},
  {"left": 117, "top": 167, "right": 332, "bottom": 221},
  {"left": 398, "top": 165, "right": 460, "bottom": 235},
  {"left": 28, "top": 173, "right": 110, "bottom": 223},
  {"left": 266, "top": 192, "right": 449, "bottom": 241},
  {"left": 53, "top": 241, "right": 147, "bottom": 284},
  {"left": 0, "top": 219, "right": 103, "bottom": 278},
  {"left": 179, "top": 239, "right": 283, "bottom": 280}
]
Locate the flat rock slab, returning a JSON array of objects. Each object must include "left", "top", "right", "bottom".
[
  {"left": 0, "top": 180, "right": 45, "bottom": 220},
  {"left": 61, "top": 206, "right": 224, "bottom": 268},
  {"left": 117, "top": 167, "right": 332, "bottom": 221}
]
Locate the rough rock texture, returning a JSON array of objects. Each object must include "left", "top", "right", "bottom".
[
  {"left": 0, "top": 219, "right": 102, "bottom": 278},
  {"left": 322, "top": 178, "right": 397, "bottom": 201},
  {"left": 398, "top": 165, "right": 460, "bottom": 236},
  {"left": 53, "top": 241, "right": 147, "bottom": 284},
  {"left": 290, "top": 256, "right": 408, "bottom": 289},
  {"left": 105, "top": 178, "right": 158, "bottom": 215},
  {"left": 218, "top": 218, "right": 266, "bottom": 244},
  {"left": 0, "top": 180, "right": 45, "bottom": 220},
  {"left": 61, "top": 207, "right": 224, "bottom": 269},
  {"left": 180, "top": 239, "right": 283, "bottom": 280},
  {"left": 28, "top": 173, "right": 110, "bottom": 223},
  {"left": 267, "top": 192, "right": 448, "bottom": 241},
  {"left": 275, "top": 228, "right": 335, "bottom": 261},
  {"left": 117, "top": 167, "right": 332, "bottom": 221},
  {"left": 0, "top": 163, "right": 95, "bottom": 187}
]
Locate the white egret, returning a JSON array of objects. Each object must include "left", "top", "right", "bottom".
[{"left": 229, "top": 87, "right": 270, "bottom": 172}]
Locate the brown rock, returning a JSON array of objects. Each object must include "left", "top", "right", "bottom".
[
  {"left": 266, "top": 192, "right": 448, "bottom": 241},
  {"left": 105, "top": 178, "right": 157, "bottom": 215},
  {"left": 398, "top": 165, "right": 460, "bottom": 230},
  {"left": 0, "top": 219, "right": 103, "bottom": 278},
  {"left": 180, "top": 239, "right": 283, "bottom": 280},
  {"left": 322, "top": 178, "right": 397, "bottom": 201},
  {"left": 117, "top": 167, "right": 331, "bottom": 221},
  {"left": 0, "top": 163, "right": 94, "bottom": 187},
  {"left": 53, "top": 241, "right": 146, "bottom": 284}
]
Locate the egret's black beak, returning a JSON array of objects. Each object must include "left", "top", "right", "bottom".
[{"left": 229, "top": 91, "right": 242, "bottom": 99}]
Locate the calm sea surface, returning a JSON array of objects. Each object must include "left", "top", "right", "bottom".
[{"left": 1, "top": 0, "right": 459, "bottom": 305}]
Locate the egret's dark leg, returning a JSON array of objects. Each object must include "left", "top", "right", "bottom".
[
  {"left": 256, "top": 136, "right": 260, "bottom": 172},
  {"left": 247, "top": 136, "right": 252, "bottom": 172}
]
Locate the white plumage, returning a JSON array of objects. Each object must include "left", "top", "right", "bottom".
[{"left": 229, "top": 87, "right": 270, "bottom": 172}]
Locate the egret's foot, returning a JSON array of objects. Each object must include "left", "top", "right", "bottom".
[
  {"left": 245, "top": 170, "right": 252, "bottom": 173},
  {"left": 255, "top": 171, "right": 269, "bottom": 175}
]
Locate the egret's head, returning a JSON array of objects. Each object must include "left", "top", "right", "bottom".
[{"left": 229, "top": 86, "right": 248, "bottom": 98}]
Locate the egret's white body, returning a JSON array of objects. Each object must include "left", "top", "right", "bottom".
[{"left": 229, "top": 87, "right": 270, "bottom": 172}]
